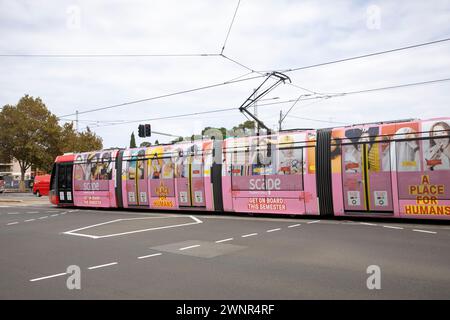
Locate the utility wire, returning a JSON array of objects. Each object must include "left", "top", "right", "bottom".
[
  {"left": 330, "top": 77, "right": 450, "bottom": 97},
  {"left": 221, "top": 0, "right": 241, "bottom": 54},
  {"left": 276, "top": 37, "right": 450, "bottom": 73},
  {"left": 285, "top": 114, "right": 349, "bottom": 125},
  {"left": 75, "top": 77, "right": 450, "bottom": 130},
  {"left": 221, "top": 54, "right": 254, "bottom": 72},
  {"left": 0, "top": 53, "right": 221, "bottom": 58},
  {"left": 58, "top": 73, "right": 266, "bottom": 118}
]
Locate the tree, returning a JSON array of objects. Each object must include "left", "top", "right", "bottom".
[
  {"left": 0, "top": 95, "right": 104, "bottom": 191},
  {"left": 232, "top": 120, "right": 255, "bottom": 133},
  {"left": 140, "top": 141, "right": 151, "bottom": 147},
  {"left": 130, "top": 132, "right": 137, "bottom": 148},
  {"left": 170, "top": 136, "right": 184, "bottom": 144},
  {"left": 0, "top": 95, "right": 60, "bottom": 191},
  {"left": 59, "top": 123, "right": 102, "bottom": 155},
  {"left": 202, "top": 126, "right": 227, "bottom": 139},
  {"left": 154, "top": 140, "right": 159, "bottom": 145},
  {"left": 75, "top": 127, "right": 103, "bottom": 152}
]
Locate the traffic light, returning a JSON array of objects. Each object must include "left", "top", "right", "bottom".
[
  {"left": 138, "top": 124, "right": 151, "bottom": 137},
  {"left": 138, "top": 124, "right": 145, "bottom": 137}
]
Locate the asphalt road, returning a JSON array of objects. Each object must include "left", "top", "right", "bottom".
[{"left": 1, "top": 201, "right": 449, "bottom": 299}]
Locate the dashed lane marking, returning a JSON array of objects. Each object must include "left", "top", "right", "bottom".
[
  {"left": 179, "top": 244, "right": 201, "bottom": 251},
  {"left": 360, "top": 222, "right": 377, "bottom": 226},
  {"left": 88, "top": 262, "right": 118, "bottom": 270},
  {"left": 288, "top": 224, "right": 301, "bottom": 228},
  {"left": 383, "top": 225, "right": 404, "bottom": 230},
  {"left": 266, "top": 228, "right": 281, "bottom": 233},
  {"left": 307, "top": 220, "right": 321, "bottom": 224},
  {"left": 138, "top": 253, "right": 162, "bottom": 259},
  {"left": 413, "top": 229, "right": 437, "bottom": 234},
  {"left": 215, "top": 238, "right": 233, "bottom": 243},
  {"left": 241, "top": 233, "right": 258, "bottom": 238},
  {"left": 7, "top": 222, "right": 18, "bottom": 225},
  {"left": 30, "top": 272, "right": 67, "bottom": 282}
]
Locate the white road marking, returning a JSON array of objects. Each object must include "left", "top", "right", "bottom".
[
  {"left": 266, "top": 228, "right": 281, "bottom": 233},
  {"left": 27, "top": 212, "right": 39, "bottom": 214},
  {"left": 7, "top": 222, "right": 19, "bottom": 225},
  {"left": 179, "top": 244, "right": 201, "bottom": 251},
  {"left": 38, "top": 216, "right": 48, "bottom": 219},
  {"left": 24, "top": 219, "right": 36, "bottom": 222},
  {"left": 63, "top": 215, "right": 203, "bottom": 239},
  {"left": 7, "top": 212, "right": 21, "bottom": 215},
  {"left": 307, "top": 220, "right": 320, "bottom": 224},
  {"left": 360, "top": 222, "right": 377, "bottom": 226},
  {"left": 88, "top": 262, "right": 118, "bottom": 270},
  {"left": 241, "top": 233, "right": 258, "bottom": 238},
  {"left": 215, "top": 238, "right": 233, "bottom": 243},
  {"left": 50, "top": 214, "right": 58, "bottom": 217},
  {"left": 138, "top": 253, "right": 162, "bottom": 259},
  {"left": 30, "top": 272, "right": 67, "bottom": 282},
  {"left": 288, "top": 224, "right": 301, "bottom": 228},
  {"left": 383, "top": 225, "right": 403, "bottom": 230},
  {"left": 413, "top": 229, "right": 437, "bottom": 234}
]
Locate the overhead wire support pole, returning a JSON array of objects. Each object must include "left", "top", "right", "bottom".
[
  {"left": 278, "top": 92, "right": 315, "bottom": 130},
  {"left": 238, "top": 72, "right": 291, "bottom": 132}
]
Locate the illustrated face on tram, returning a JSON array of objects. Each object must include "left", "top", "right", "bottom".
[
  {"left": 88, "top": 153, "right": 101, "bottom": 180},
  {"left": 430, "top": 122, "right": 450, "bottom": 149},
  {"left": 426, "top": 121, "right": 450, "bottom": 170},
  {"left": 278, "top": 135, "right": 300, "bottom": 174},
  {"left": 97, "top": 152, "right": 112, "bottom": 180},
  {"left": 151, "top": 152, "right": 163, "bottom": 179}
]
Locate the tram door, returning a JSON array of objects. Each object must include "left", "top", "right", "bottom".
[
  {"left": 126, "top": 158, "right": 149, "bottom": 206},
  {"left": 57, "top": 163, "right": 73, "bottom": 205},
  {"left": 177, "top": 145, "right": 206, "bottom": 207},
  {"left": 342, "top": 142, "right": 393, "bottom": 213}
]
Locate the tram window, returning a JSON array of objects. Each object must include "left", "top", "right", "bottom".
[
  {"left": 396, "top": 139, "right": 421, "bottom": 172},
  {"left": 230, "top": 149, "right": 251, "bottom": 176},
  {"left": 98, "top": 152, "right": 113, "bottom": 180},
  {"left": 66, "top": 166, "right": 72, "bottom": 188},
  {"left": 423, "top": 137, "right": 450, "bottom": 171},
  {"left": 277, "top": 146, "right": 302, "bottom": 175},
  {"left": 137, "top": 160, "right": 145, "bottom": 179},
  {"left": 58, "top": 166, "right": 66, "bottom": 188},
  {"left": 128, "top": 160, "right": 136, "bottom": 180},
  {"left": 50, "top": 163, "right": 56, "bottom": 191}
]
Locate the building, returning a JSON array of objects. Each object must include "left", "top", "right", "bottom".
[{"left": 0, "top": 158, "right": 32, "bottom": 180}]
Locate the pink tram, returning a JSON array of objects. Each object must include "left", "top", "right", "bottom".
[{"left": 50, "top": 117, "right": 450, "bottom": 220}]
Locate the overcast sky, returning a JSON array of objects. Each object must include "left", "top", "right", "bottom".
[{"left": 1, "top": 0, "right": 449, "bottom": 148}]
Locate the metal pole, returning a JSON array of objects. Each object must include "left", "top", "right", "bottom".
[
  {"left": 279, "top": 110, "right": 283, "bottom": 131},
  {"left": 76, "top": 110, "right": 79, "bottom": 132}
]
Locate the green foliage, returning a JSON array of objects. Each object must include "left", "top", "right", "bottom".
[
  {"left": 232, "top": 120, "right": 255, "bottom": 133},
  {"left": 60, "top": 123, "right": 103, "bottom": 155},
  {"left": 130, "top": 132, "right": 137, "bottom": 148},
  {"left": 139, "top": 141, "right": 151, "bottom": 147},
  {"left": 0, "top": 95, "right": 103, "bottom": 183}
]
